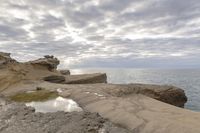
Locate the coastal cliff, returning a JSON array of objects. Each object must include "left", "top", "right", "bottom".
[{"left": 2, "top": 52, "right": 200, "bottom": 133}]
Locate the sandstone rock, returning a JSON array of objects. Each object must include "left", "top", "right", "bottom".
[
  {"left": 43, "top": 73, "right": 107, "bottom": 84},
  {"left": 29, "top": 55, "right": 59, "bottom": 71},
  {"left": 65, "top": 73, "right": 107, "bottom": 84},
  {"left": 0, "top": 52, "right": 16, "bottom": 67},
  {"left": 60, "top": 69, "right": 70, "bottom": 75},
  {"left": 43, "top": 75, "right": 66, "bottom": 83},
  {"left": 118, "top": 84, "right": 187, "bottom": 107},
  {"left": 0, "top": 51, "right": 197, "bottom": 133},
  {"left": 0, "top": 96, "right": 130, "bottom": 133},
  {"left": 8, "top": 82, "right": 196, "bottom": 133},
  {"left": 67, "top": 89, "right": 200, "bottom": 133}
]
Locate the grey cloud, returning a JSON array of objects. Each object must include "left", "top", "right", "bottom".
[
  {"left": 0, "top": 24, "right": 28, "bottom": 39},
  {"left": 0, "top": 0, "right": 200, "bottom": 68},
  {"left": 100, "top": 0, "right": 139, "bottom": 12}
]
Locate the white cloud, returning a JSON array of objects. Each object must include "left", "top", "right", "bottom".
[{"left": 0, "top": 0, "right": 200, "bottom": 68}]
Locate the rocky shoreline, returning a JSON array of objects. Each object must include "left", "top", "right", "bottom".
[
  {"left": 0, "top": 96, "right": 130, "bottom": 133},
  {"left": 1, "top": 52, "right": 200, "bottom": 133}
]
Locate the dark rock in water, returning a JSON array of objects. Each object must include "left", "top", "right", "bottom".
[
  {"left": 29, "top": 55, "right": 60, "bottom": 71},
  {"left": 60, "top": 69, "right": 70, "bottom": 75},
  {"left": 43, "top": 75, "right": 66, "bottom": 83}
]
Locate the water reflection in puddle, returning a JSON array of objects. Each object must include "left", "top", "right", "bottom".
[{"left": 26, "top": 96, "right": 83, "bottom": 113}]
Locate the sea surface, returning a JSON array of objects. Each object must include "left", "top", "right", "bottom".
[{"left": 71, "top": 68, "right": 200, "bottom": 111}]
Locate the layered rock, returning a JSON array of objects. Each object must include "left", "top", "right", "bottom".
[
  {"left": 0, "top": 52, "right": 17, "bottom": 67},
  {"left": 0, "top": 52, "right": 186, "bottom": 107},
  {"left": 29, "top": 55, "right": 59, "bottom": 71},
  {"left": 43, "top": 75, "right": 66, "bottom": 83},
  {"left": 2, "top": 82, "right": 196, "bottom": 133},
  {"left": 0, "top": 52, "right": 197, "bottom": 133},
  {"left": 43, "top": 73, "right": 107, "bottom": 84},
  {"left": 64, "top": 73, "right": 107, "bottom": 84},
  {"left": 105, "top": 83, "right": 187, "bottom": 107}
]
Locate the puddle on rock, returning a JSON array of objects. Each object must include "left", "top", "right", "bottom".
[
  {"left": 26, "top": 96, "right": 83, "bottom": 113},
  {"left": 10, "top": 89, "right": 83, "bottom": 113}
]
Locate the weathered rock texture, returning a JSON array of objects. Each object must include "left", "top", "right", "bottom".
[
  {"left": 0, "top": 97, "right": 130, "bottom": 133},
  {"left": 28, "top": 55, "right": 60, "bottom": 71},
  {"left": 0, "top": 52, "right": 16, "bottom": 66},
  {"left": 64, "top": 73, "right": 107, "bottom": 84},
  {"left": 2, "top": 82, "right": 198, "bottom": 133},
  {"left": 0, "top": 52, "right": 107, "bottom": 91},
  {"left": 111, "top": 83, "right": 187, "bottom": 107},
  {"left": 0, "top": 52, "right": 195, "bottom": 133},
  {"left": 43, "top": 75, "right": 66, "bottom": 83},
  {"left": 43, "top": 73, "right": 107, "bottom": 84}
]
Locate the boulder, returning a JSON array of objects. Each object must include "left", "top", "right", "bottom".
[{"left": 60, "top": 69, "right": 70, "bottom": 75}]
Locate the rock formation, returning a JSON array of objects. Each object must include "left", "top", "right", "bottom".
[
  {"left": 1, "top": 52, "right": 199, "bottom": 133},
  {"left": 28, "top": 55, "right": 60, "bottom": 71},
  {"left": 43, "top": 75, "right": 66, "bottom": 83},
  {"left": 0, "top": 97, "right": 130, "bottom": 133},
  {"left": 59, "top": 69, "right": 70, "bottom": 75},
  {"left": 0, "top": 52, "right": 17, "bottom": 68}
]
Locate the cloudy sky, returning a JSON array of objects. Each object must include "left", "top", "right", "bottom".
[{"left": 0, "top": 0, "right": 200, "bottom": 68}]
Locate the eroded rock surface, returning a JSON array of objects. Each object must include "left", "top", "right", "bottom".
[
  {"left": 57, "top": 86, "right": 200, "bottom": 133},
  {"left": 0, "top": 97, "right": 130, "bottom": 133},
  {"left": 42, "top": 73, "right": 107, "bottom": 84},
  {"left": 28, "top": 55, "right": 60, "bottom": 71},
  {"left": 64, "top": 73, "right": 107, "bottom": 84},
  {"left": 0, "top": 52, "right": 195, "bottom": 133},
  {"left": 0, "top": 52, "right": 17, "bottom": 69},
  {"left": 105, "top": 83, "right": 187, "bottom": 107}
]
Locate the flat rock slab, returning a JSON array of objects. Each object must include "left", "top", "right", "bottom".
[
  {"left": 3, "top": 82, "right": 196, "bottom": 133},
  {"left": 64, "top": 73, "right": 107, "bottom": 84},
  {"left": 43, "top": 75, "right": 66, "bottom": 83},
  {"left": 61, "top": 89, "right": 200, "bottom": 133},
  {"left": 42, "top": 73, "right": 107, "bottom": 84}
]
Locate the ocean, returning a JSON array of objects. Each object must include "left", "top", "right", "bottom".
[{"left": 71, "top": 68, "right": 200, "bottom": 111}]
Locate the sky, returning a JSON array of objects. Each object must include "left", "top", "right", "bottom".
[{"left": 0, "top": 0, "right": 200, "bottom": 68}]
